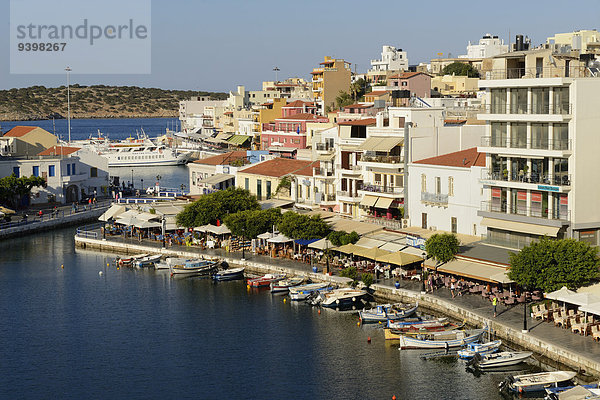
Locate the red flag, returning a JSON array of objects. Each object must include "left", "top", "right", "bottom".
[{"left": 216, "top": 219, "right": 220, "bottom": 226}]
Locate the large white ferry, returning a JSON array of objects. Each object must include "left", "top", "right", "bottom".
[{"left": 72, "top": 131, "right": 191, "bottom": 167}]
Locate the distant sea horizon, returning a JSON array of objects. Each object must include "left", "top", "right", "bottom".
[{"left": 0, "top": 117, "right": 181, "bottom": 141}]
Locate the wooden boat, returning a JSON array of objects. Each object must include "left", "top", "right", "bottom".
[
  {"left": 473, "top": 351, "right": 532, "bottom": 368},
  {"left": 247, "top": 273, "right": 285, "bottom": 288},
  {"left": 398, "top": 328, "right": 485, "bottom": 350},
  {"left": 387, "top": 317, "right": 448, "bottom": 331},
  {"left": 155, "top": 257, "right": 184, "bottom": 270},
  {"left": 116, "top": 253, "right": 148, "bottom": 267},
  {"left": 499, "top": 370, "right": 577, "bottom": 393},
  {"left": 213, "top": 267, "right": 245, "bottom": 281},
  {"left": 457, "top": 340, "right": 502, "bottom": 359},
  {"left": 316, "top": 288, "right": 367, "bottom": 308},
  {"left": 134, "top": 254, "right": 162, "bottom": 268},
  {"left": 359, "top": 303, "right": 418, "bottom": 323},
  {"left": 289, "top": 283, "right": 333, "bottom": 301},
  {"left": 270, "top": 277, "right": 303, "bottom": 293},
  {"left": 384, "top": 321, "right": 465, "bottom": 340},
  {"left": 170, "top": 259, "right": 219, "bottom": 275}
]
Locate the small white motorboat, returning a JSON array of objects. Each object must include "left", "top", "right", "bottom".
[
  {"left": 473, "top": 351, "right": 532, "bottom": 368},
  {"left": 359, "top": 303, "right": 418, "bottom": 323},
  {"left": 500, "top": 370, "right": 577, "bottom": 393},
  {"left": 316, "top": 288, "right": 367, "bottom": 308},
  {"left": 270, "top": 277, "right": 304, "bottom": 293},
  {"left": 398, "top": 328, "right": 485, "bottom": 350},
  {"left": 170, "top": 259, "right": 219, "bottom": 275},
  {"left": 289, "top": 283, "right": 333, "bottom": 301},
  {"left": 457, "top": 340, "right": 502, "bottom": 359},
  {"left": 134, "top": 254, "right": 162, "bottom": 268}
]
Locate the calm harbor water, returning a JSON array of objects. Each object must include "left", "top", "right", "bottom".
[{"left": 0, "top": 228, "right": 534, "bottom": 400}]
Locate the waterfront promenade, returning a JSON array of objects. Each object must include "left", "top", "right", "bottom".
[
  {"left": 74, "top": 232, "right": 600, "bottom": 378},
  {"left": 0, "top": 200, "right": 111, "bottom": 239}
]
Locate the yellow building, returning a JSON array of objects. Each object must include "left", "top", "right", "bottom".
[
  {"left": 0, "top": 126, "right": 59, "bottom": 157},
  {"left": 431, "top": 75, "right": 479, "bottom": 96},
  {"left": 311, "top": 56, "right": 351, "bottom": 114},
  {"left": 236, "top": 158, "right": 316, "bottom": 201},
  {"left": 547, "top": 29, "right": 600, "bottom": 53}
]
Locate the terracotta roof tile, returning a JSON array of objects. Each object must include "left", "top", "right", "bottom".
[
  {"left": 338, "top": 118, "right": 377, "bottom": 126},
  {"left": 284, "top": 100, "right": 316, "bottom": 108},
  {"left": 414, "top": 147, "right": 486, "bottom": 168},
  {"left": 193, "top": 151, "right": 248, "bottom": 166},
  {"left": 37, "top": 145, "right": 80, "bottom": 156},
  {"left": 389, "top": 72, "right": 431, "bottom": 79},
  {"left": 239, "top": 158, "right": 318, "bottom": 177},
  {"left": 4, "top": 126, "right": 38, "bottom": 137}
]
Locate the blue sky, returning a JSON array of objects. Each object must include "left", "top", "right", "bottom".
[{"left": 1, "top": 0, "right": 599, "bottom": 91}]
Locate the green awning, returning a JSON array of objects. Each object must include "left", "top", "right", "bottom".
[{"left": 227, "top": 135, "right": 251, "bottom": 145}]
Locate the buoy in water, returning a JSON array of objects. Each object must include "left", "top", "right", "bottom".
[
  {"left": 318, "top": 309, "right": 321, "bottom": 314},
  {"left": 61, "top": 264, "right": 64, "bottom": 269},
  {"left": 367, "top": 336, "right": 371, "bottom": 343},
  {"left": 357, "top": 321, "right": 360, "bottom": 326},
  {"left": 392, "top": 396, "right": 396, "bottom": 400},
  {"left": 99, "top": 271, "right": 103, "bottom": 276}
]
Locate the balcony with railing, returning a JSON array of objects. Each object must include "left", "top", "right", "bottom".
[
  {"left": 336, "top": 190, "right": 360, "bottom": 200},
  {"left": 481, "top": 169, "right": 571, "bottom": 188},
  {"left": 313, "top": 167, "right": 335, "bottom": 178},
  {"left": 336, "top": 163, "right": 362, "bottom": 173},
  {"left": 480, "top": 103, "right": 572, "bottom": 116},
  {"left": 358, "top": 154, "right": 403, "bottom": 165},
  {"left": 315, "top": 143, "right": 333, "bottom": 151},
  {"left": 421, "top": 192, "right": 449, "bottom": 206},
  {"left": 480, "top": 200, "right": 570, "bottom": 222},
  {"left": 481, "top": 66, "right": 589, "bottom": 80},
  {"left": 360, "top": 184, "right": 404, "bottom": 196},
  {"left": 480, "top": 136, "right": 571, "bottom": 152}
]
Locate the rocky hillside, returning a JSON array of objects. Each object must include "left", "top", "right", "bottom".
[{"left": 0, "top": 85, "right": 228, "bottom": 121}]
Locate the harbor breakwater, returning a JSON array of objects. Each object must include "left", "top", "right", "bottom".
[{"left": 74, "top": 234, "right": 600, "bottom": 379}]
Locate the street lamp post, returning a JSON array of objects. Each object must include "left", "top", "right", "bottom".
[
  {"left": 131, "top": 169, "right": 134, "bottom": 189},
  {"left": 273, "top": 66, "right": 280, "bottom": 82},
  {"left": 65, "top": 66, "right": 72, "bottom": 143},
  {"left": 241, "top": 232, "right": 246, "bottom": 261},
  {"left": 522, "top": 285, "right": 529, "bottom": 333},
  {"left": 162, "top": 216, "right": 166, "bottom": 249},
  {"left": 421, "top": 252, "right": 427, "bottom": 294},
  {"left": 141, "top": 179, "right": 144, "bottom": 192}
]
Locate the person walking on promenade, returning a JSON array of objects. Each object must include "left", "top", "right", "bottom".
[
  {"left": 450, "top": 279, "right": 456, "bottom": 298},
  {"left": 492, "top": 295, "right": 498, "bottom": 317},
  {"left": 38, "top": 210, "right": 43, "bottom": 221},
  {"left": 427, "top": 275, "right": 434, "bottom": 293}
]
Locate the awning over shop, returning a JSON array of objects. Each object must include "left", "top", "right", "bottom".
[
  {"left": 216, "top": 133, "right": 233, "bottom": 141},
  {"left": 99, "top": 204, "right": 126, "bottom": 221},
  {"left": 427, "top": 258, "right": 512, "bottom": 283},
  {"left": 199, "top": 173, "right": 234, "bottom": 186},
  {"left": 308, "top": 238, "right": 334, "bottom": 250},
  {"left": 317, "top": 153, "right": 336, "bottom": 161},
  {"left": 481, "top": 217, "right": 560, "bottom": 237},
  {"left": 376, "top": 251, "right": 422, "bottom": 266},
  {"left": 205, "top": 224, "right": 232, "bottom": 235},
  {"left": 545, "top": 286, "right": 578, "bottom": 303},
  {"left": 379, "top": 242, "right": 405, "bottom": 253},
  {"left": 355, "top": 237, "right": 387, "bottom": 249},
  {"left": 580, "top": 301, "right": 600, "bottom": 316},
  {"left": 227, "top": 135, "right": 251, "bottom": 145},
  {"left": 268, "top": 146, "right": 297, "bottom": 153},
  {"left": 294, "top": 238, "right": 319, "bottom": 246},
  {"left": 353, "top": 246, "right": 391, "bottom": 260},
  {"left": 267, "top": 233, "right": 293, "bottom": 243},
  {"left": 334, "top": 243, "right": 363, "bottom": 254},
  {"left": 328, "top": 218, "right": 383, "bottom": 236},
  {"left": 360, "top": 195, "right": 379, "bottom": 207},
  {"left": 375, "top": 197, "right": 394, "bottom": 209},
  {"left": 356, "top": 136, "right": 403, "bottom": 152}
]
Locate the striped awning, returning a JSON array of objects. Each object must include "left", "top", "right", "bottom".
[
  {"left": 227, "top": 135, "right": 251, "bottom": 145},
  {"left": 357, "top": 136, "right": 403, "bottom": 152},
  {"left": 360, "top": 195, "right": 379, "bottom": 207}
]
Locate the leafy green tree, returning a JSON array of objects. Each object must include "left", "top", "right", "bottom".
[
  {"left": 224, "top": 208, "right": 282, "bottom": 239},
  {"left": 176, "top": 187, "right": 259, "bottom": 228},
  {"left": 425, "top": 233, "right": 460, "bottom": 264},
  {"left": 275, "top": 176, "right": 291, "bottom": 197},
  {"left": 441, "top": 62, "right": 480, "bottom": 78},
  {"left": 350, "top": 78, "right": 368, "bottom": 100},
  {"left": 328, "top": 230, "right": 360, "bottom": 247},
  {"left": 508, "top": 238, "right": 600, "bottom": 292},
  {"left": 0, "top": 174, "right": 47, "bottom": 209},
  {"left": 276, "top": 211, "right": 330, "bottom": 240},
  {"left": 361, "top": 273, "right": 374, "bottom": 288},
  {"left": 335, "top": 91, "right": 354, "bottom": 109}
]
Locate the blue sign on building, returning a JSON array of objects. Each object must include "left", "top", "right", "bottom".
[{"left": 537, "top": 185, "right": 560, "bottom": 192}]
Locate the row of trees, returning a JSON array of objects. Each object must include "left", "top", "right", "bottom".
[
  {"left": 0, "top": 174, "right": 47, "bottom": 209},
  {"left": 176, "top": 187, "right": 332, "bottom": 240}
]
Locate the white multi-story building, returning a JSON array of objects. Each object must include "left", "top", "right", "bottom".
[
  {"left": 460, "top": 34, "right": 508, "bottom": 59},
  {"left": 0, "top": 145, "right": 109, "bottom": 204},
  {"left": 408, "top": 147, "right": 487, "bottom": 237},
  {"left": 179, "top": 97, "right": 226, "bottom": 133},
  {"left": 369, "top": 46, "right": 409, "bottom": 72},
  {"left": 477, "top": 76, "right": 600, "bottom": 248}
]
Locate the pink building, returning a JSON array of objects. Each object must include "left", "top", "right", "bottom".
[
  {"left": 281, "top": 100, "right": 317, "bottom": 118},
  {"left": 261, "top": 113, "right": 329, "bottom": 152},
  {"left": 388, "top": 72, "right": 432, "bottom": 101}
]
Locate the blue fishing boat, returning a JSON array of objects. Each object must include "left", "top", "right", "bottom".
[{"left": 457, "top": 340, "right": 502, "bottom": 359}]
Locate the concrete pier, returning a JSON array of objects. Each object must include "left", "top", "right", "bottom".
[{"left": 74, "top": 234, "right": 600, "bottom": 378}]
